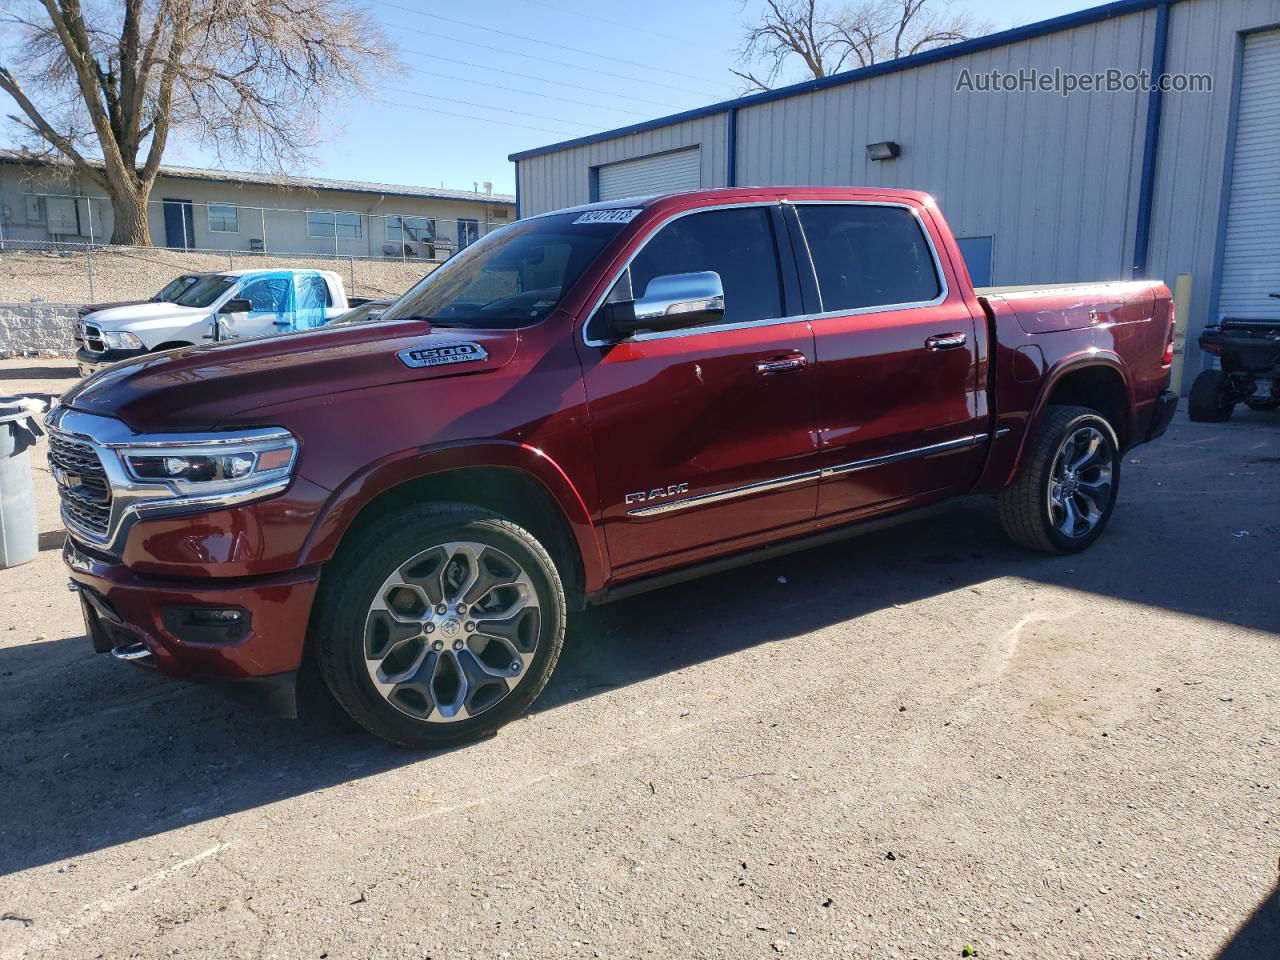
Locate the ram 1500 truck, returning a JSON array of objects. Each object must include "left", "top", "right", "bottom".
[
  {"left": 49, "top": 187, "right": 1178, "bottom": 746},
  {"left": 75, "top": 268, "right": 349, "bottom": 377}
]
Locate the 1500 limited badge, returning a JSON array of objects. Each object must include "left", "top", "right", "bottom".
[{"left": 397, "top": 341, "right": 489, "bottom": 369}]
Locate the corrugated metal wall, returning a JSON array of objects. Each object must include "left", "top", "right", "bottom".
[
  {"left": 515, "top": 0, "right": 1280, "bottom": 388},
  {"left": 516, "top": 114, "right": 728, "bottom": 216},
  {"left": 734, "top": 10, "right": 1157, "bottom": 286},
  {"left": 1147, "top": 0, "right": 1280, "bottom": 378}
]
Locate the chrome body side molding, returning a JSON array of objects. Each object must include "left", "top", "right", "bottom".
[{"left": 627, "top": 433, "right": 988, "bottom": 516}]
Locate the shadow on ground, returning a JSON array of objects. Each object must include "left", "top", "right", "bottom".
[
  {"left": 0, "top": 366, "right": 77, "bottom": 382},
  {"left": 1, "top": 412, "right": 1276, "bottom": 889}
]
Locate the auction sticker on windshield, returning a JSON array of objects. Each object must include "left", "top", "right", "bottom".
[{"left": 572, "top": 209, "right": 642, "bottom": 225}]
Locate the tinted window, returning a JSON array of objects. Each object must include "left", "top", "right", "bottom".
[
  {"left": 797, "top": 205, "right": 940, "bottom": 312},
  {"left": 628, "top": 206, "right": 782, "bottom": 328}
]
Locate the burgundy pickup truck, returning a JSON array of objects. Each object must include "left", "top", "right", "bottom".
[{"left": 49, "top": 187, "right": 1177, "bottom": 746}]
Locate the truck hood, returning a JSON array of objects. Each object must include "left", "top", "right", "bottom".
[
  {"left": 61, "top": 320, "right": 519, "bottom": 432},
  {"left": 82, "top": 301, "right": 210, "bottom": 329}
]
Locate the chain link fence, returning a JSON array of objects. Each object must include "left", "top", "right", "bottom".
[
  {"left": 0, "top": 239, "right": 441, "bottom": 305},
  {"left": 0, "top": 193, "right": 509, "bottom": 305}
]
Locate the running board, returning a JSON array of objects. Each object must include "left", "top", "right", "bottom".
[{"left": 588, "top": 501, "right": 947, "bottom": 605}]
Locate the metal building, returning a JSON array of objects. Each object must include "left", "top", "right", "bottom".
[{"left": 510, "top": 0, "right": 1280, "bottom": 389}]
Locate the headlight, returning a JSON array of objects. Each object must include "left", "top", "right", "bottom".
[
  {"left": 102, "top": 331, "right": 144, "bottom": 350},
  {"left": 119, "top": 431, "right": 298, "bottom": 500}
]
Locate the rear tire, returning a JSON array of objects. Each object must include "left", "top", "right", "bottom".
[
  {"left": 1188, "top": 370, "right": 1235, "bottom": 422},
  {"left": 312, "top": 503, "right": 566, "bottom": 748},
  {"left": 997, "top": 405, "right": 1121, "bottom": 555}
]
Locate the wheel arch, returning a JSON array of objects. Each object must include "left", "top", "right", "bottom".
[
  {"left": 998, "top": 353, "right": 1133, "bottom": 488},
  {"left": 151, "top": 340, "right": 195, "bottom": 352},
  {"left": 300, "top": 443, "right": 606, "bottom": 610}
]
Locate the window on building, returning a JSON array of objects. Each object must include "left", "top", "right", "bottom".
[
  {"left": 796, "top": 205, "right": 941, "bottom": 312},
  {"left": 956, "top": 235, "right": 994, "bottom": 288},
  {"left": 493, "top": 208, "right": 510, "bottom": 219},
  {"left": 307, "top": 210, "right": 363, "bottom": 239},
  {"left": 625, "top": 206, "right": 783, "bottom": 328},
  {"left": 207, "top": 202, "right": 239, "bottom": 233},
  {"left": 386, "top": 215, "right": 435, "bottom": 244}
]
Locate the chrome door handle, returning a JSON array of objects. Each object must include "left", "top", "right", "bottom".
[
  {"left": 925, "top": 333, "right": 967, "bottom": 350},
  {"left": 755, "top": 353, "right": 808, "bottom": 375}
]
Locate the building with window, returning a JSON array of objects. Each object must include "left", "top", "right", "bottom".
[
  {"left": 510, "top": 0, "right": 1280, "bottom": 389},
  {"left": 0, "top": 150, "right": 515, "bottom": 259}
]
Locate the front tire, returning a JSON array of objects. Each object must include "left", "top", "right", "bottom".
[
  {"left": 313, "top": 504, "right": 566, "bottom": 747},
  {"left": 1188, "top": 370, "right": 1236, "bottom": 422},
  {"left": 997, "top": 405, "right": 1121, "bottom": 554}
]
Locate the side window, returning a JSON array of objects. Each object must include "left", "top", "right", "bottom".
[
  {"left": 797, "top": 205, "right": 941, "bottom": 312},
  {"left": 305, "top": 275, "right": 332, "bottom": 307},
  {"left": 240, "top": 278, "right": 289, "bottom": 312},
  {"left": 629, "top": 206, "right": 783, "bottom": 328}
]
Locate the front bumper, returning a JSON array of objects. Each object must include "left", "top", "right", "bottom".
[
  {"left": 75, "top": 346, "right": 146, "bottom": 378},
  {"left": 65, "top": 538, "right": 320, "bottom": 715}
]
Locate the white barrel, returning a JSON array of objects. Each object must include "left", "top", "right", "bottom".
[{"left": 0, "top": 402, "right": 43, "bottom": 569}]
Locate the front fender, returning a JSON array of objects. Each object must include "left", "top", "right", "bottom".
[{"left": 298, "top": 440, "right": 608, "bottom": 594}]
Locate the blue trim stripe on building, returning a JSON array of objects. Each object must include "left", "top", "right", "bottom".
[
  {"left": 507, "top": 0, "right": 1179, "bottom": 162},
  {"left": 1131, "top": 1, "right": 1172, "bottom": 277}
]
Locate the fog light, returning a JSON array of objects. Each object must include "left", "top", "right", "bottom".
[{"left": 162, "top": 606, "right": 251, "bottom": 644}]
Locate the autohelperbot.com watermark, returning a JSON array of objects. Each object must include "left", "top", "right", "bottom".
[{"left": 956, "top": 67, "right": 1212, "bottom": 96}]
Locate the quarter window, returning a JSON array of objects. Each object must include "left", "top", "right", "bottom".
[
  {"left": 627, "top": 206, "right": 783, "bottom": 328},
  {"left": 207, "top": 202, "right": 238, "bottom": 233},
  {"left": 797, "top": 205, "right": 941, "bottom": 312}
]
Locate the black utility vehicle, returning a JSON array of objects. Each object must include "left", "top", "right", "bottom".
[{"left": 1189, "top": 293, "right": 1280, "bottom": 421}]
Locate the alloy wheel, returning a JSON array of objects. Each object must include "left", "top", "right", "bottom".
[
  {"left": 364, "top": 541, "right": 541, "bottom": 723},
  {"left": 1047, "top": 424, "right": 1114, "bottom": 539}
]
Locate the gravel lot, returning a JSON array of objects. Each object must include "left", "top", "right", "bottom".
[{"left": 0, "top": 357, "right": 1276, "bottom": 960}]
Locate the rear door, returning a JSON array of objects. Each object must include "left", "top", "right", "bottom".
[
  {"left": 579, "top": 203, "right": 820, "bottom": 579},
  {"left": 790, "top": 201, "right": 986, "bottom": 519}
]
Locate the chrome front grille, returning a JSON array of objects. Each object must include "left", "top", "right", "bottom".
[
  {"left": 81, "top": 322, "right": 106, "bottom": 353},
  {"left": 48, "top": 432, "right": 112, "bottom": 537}
]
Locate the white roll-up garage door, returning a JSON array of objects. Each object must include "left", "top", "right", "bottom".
[
  {"left": 1217, "top": 29, "right": 1280, "bottom": 321},
  {"left": 596, "top": 148, "right": 700, "bottom": 202}
]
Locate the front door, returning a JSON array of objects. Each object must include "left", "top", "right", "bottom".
[
  {"left": 162, "top": 198, "right": 194, "bottom": 249},
  {"left": 218, "top": 275, "right": 294, "bottom": 339},
  {"left": 789, "top": 202, "right": 986, "bottom": 519},
  {"left": 579, "top": 204, "right": 820, "bottom": 579}
]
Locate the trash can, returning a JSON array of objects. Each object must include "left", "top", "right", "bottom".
[{"left": 0, "top": 397, "right": 48, "bottom": 569}]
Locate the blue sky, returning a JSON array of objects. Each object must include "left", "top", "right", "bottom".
[{"left": 1, "top": 0, "right": 1098, "bottom": 196}]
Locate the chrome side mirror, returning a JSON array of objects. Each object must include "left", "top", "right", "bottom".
[{"left": 604, "top": 271, "right": 725, "bottom": 337}]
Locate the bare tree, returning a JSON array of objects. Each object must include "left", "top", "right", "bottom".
[
  {"left": 734, "top": 0, "right": 991, "bottom": 91},
  {"left": 0, "top": 0, "right": 391, "bottom": 244}
]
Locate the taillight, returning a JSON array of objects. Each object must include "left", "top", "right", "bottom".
[
  {"left": 1201, "top": 341, "right": 1221, "bottom": 356},
  {"left": 1161, "top": 305, "right": 1176, "bottom": 366}
]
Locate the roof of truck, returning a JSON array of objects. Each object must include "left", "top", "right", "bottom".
[
  {"left": 535, "top": 186, "right": 936, "bottom": 218},
  {"left": 216, "top": 268, "right": 342, "bottom": 279}
]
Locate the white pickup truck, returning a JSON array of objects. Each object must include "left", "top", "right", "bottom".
[{"left": 75, "top": 268, "right": 350, "bottom": 376}]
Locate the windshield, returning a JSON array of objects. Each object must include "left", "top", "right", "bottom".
[
  {"left": 380, "top": 212, "right": 630, "bottom": 329},
  {"left": 153, "top": 274, "right": 201, "bottom": 302},
  {"left": 174, "top": 275, "right": 236, "bottom": 308},
  {"left": 334, "top": 300, "right": 391, "bottom": 325}
]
